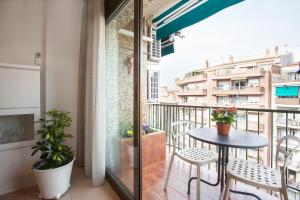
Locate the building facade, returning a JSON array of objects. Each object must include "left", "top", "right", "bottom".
[
  {"left": 272, "top": 62, "right": 300, "bottom": 196},
  {"left": 164, "top": 48, "right": 296, "bottom": 164}
]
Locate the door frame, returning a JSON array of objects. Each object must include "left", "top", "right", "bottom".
[
  {"left": 104, "top": 0, "right": 143, "bottom": 199},
  {"left": 133, "top": 0, "right": 143, "bottom": 199}
]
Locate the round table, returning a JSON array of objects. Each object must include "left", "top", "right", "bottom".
[
  {"left": 187, "top": 127, "right": 268, "bottom": 199},
  {"left": 189, "top": 127, "right": 268, "bottom": 149}
]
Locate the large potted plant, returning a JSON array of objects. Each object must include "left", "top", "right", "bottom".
[
  {"left": 211, "top": 107, "right": 237, "bottom": 136},
  {"left": 31, "top": 110, "right": 74, "bottom": 199}
]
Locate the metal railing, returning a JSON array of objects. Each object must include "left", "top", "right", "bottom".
[{"left": 148, "top": 103, "right": 300, "bottom": 195}]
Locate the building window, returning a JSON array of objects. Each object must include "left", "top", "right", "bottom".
[
  {"left": 217, "top": 96, "right": 230, "bottom": 106},
  {"left": 248, "top": 96, "right": 259, "bottom": 104},
  {"left": 288, "top": 72, "right": 300, "bottom": 81},
  {"left": 248, "top": 78, "right": 259, "bottom": 87},
  {"left": 232, "top": 80, "right": 247, "bottom": 89},
  {"left": 217, "top": 81, "right": 230, "bottom": 90},
  {"left": 147, "top": 71, "right": 159, "bottom": 101},
  {"left": 232, "top": 96, "right": 247, "bottom": 106}
]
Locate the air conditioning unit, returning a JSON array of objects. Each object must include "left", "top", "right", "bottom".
[{"left": 147, "top": 26, "right": 161, "bottom": 62}]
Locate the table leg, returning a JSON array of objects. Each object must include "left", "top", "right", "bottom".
[{"left": 220, "top": 146, "right": 225, "bottom": 192}]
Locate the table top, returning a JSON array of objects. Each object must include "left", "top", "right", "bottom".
[{"left": 189, "top": 127, "right": 268, "bottom": 149}]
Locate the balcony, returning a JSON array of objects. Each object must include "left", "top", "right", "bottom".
[
  {"left": 212, "top": 86, "right": 265, "bottom": 95},
  {"left": 176, "top": 89, "right": 207, "bottom": 96},
  {"left": 176, "top": 74, "right": 207, "bottom": 86},
  {"left": 142, "top": 103, "right": 300, "bottom": 199},
  {"left": 273, "top": 75, "right": 300, "bottom": 85},
  {"left": 211, "top": 68, "right": 265, "bottom": 80},
  {"left": 277, "top": 118, "right": 300, "bottom": 129},
  {"left": 275, "top": 98, "right": 300, "bottom": 106}
]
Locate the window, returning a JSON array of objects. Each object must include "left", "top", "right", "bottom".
[
  {"left": 147, "top": 71, "right": 159, "bottom": 101},
  {"left": 187, "top": 83, "right": 196, "bottom": 90},
  {"left": 217, "top": 81, "right": 230, "bottom": 90},
  {"left": 288, "top": 72, "right": 300, "bottom": 81},
  {"left": 218, "top": 96, "right": 230, "bottom": 106},
  {"left": 233, "top": 80, "right": 247, "bottom": 89},
  {"left": 232, "top": 96, "right": 247, "bottom": 106},
  {"left": 248, "top": 79, "right": 259, "bottom": 87},
  {"left": 248, "top": 96, "right": 259, "bottom": 104},
  {"left": 196, "top": 82, "right": 204, "bottom": 88},
  {"left": 248, "top": 114, "right": 258, "bottom": 122},
  {"left": 187, "top": 97, "right": 196, "bottom": 103}
]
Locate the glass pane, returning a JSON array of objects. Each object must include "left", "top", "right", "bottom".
[{"left": 105, "top": 0, "right": 134, "bottom": 192}]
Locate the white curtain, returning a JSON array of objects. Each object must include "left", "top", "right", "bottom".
[{"left": 77, "top": 0, "right": 106, "bottom": 186}]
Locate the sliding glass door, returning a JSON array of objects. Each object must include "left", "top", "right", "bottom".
[{"left": 105, "top": 0, "right": 142, "bottom": 199}]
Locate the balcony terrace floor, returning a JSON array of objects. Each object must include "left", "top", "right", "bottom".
[{"left": 119, "top": 153, "right": 280, "bottom": 200}]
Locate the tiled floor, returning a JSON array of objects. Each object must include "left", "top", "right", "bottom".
[
  {"left": 119, "top": 155, "right": 280, "bottom": 200},
  {"left": 1, "top": 160, "right": 281, "bottom": 200},
  {"left": 142, "top": 157, "right": 280, "bottom": 200},
  {"left": 0, "top": 167, "right": 120, "bottom": 200}
]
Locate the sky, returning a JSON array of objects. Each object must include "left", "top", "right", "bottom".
[{"left": 160, "top": 0, "right": 300, "bottom": 89}]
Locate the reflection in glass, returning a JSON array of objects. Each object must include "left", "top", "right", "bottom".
[{"left": 105, "top": 1, "right": 135, "bottom": 192}]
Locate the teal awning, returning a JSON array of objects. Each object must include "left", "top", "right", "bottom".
[
  {"left": 154, "top": 0, "right": 245, "bottom": 40},
  {"left": 275, "top": 86, "right": 299, "bottom": 97}
]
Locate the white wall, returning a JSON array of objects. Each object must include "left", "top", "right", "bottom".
[
  {"left": 0, "top": 0, "right": 43, "bottom": 65},
  {"left": 45, "top": 0, "right": 83, "bottom": 150},
  {"left": 0, "top": 0, "right": 84, "bottom": 195}
]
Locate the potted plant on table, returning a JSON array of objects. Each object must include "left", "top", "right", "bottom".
[
  {"left": 211, "top": 107, "right": 237, "bottom": 136},
  {"left": 31, "top": 110, "right": 74, "bottom": 200}
]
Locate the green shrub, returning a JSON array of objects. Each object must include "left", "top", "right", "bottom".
[{"left": 32, "top": 110, "right": 74, "bottom": 170}]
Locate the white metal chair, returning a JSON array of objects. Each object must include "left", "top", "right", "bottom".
[
  {"left": 223, "top": 135, "right": 300, "bottom": 200},
  {"left": 164, "top": 121, "right": 218, "bottom": 200}
]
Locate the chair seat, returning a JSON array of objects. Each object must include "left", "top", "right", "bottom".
[
  {"left": 227, "top": 158, "right": 282, "bottom": 190},
  {"left": 176, "top": 147, "right": 217, "bottom": 165}
]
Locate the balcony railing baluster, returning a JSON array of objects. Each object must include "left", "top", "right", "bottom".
[
  {"left": 257, "top": 110, "right": 260, "bottom": 164},
  {"left": 246, "top": 109, "right": 248, "bottom": 161},
  {"left": 188, "top": 107, "right": 191, "bottom": 148}
]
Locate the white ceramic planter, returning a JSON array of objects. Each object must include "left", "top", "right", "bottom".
[{"left": 33, "top": 158, "right": 74, "bottom": 199}]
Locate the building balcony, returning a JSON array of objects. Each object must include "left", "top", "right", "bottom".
[
  {"left": 212, "top": 86, "right": 265, "bottom": 95},
  {"left": 276, "top": 118, "right": 300, "bottom": 129},
  {"left": 273, "top": 76, "right": 300, "bottom": 85},
  {"left": 211, "top": 68, "right": 265, "bottom": 80},
  {"left": 275, "top": 98, "right": 300, "bottom": 106},
  {"left": 176, "top": 89, "right": 207, "bottom": 96},
  {"left": 176, "top": 74, "right": 207, "bottom": 86}
]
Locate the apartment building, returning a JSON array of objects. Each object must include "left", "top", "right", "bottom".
[
  {"left": 160, "top": 86, "right": 178, "bottom": 103},
  {"left": 173, "top": 47, "right": 296, "bottom": 164},
  {"left": 272, "top": 62, "right": 300, "bottom": 193}
]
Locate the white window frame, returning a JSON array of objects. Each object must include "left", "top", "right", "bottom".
[{"left": 147, "top": 70, "right": 159, "bottom": 102}]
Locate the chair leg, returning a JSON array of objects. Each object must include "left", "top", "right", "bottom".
[
  {"left": 164, "top": 152, "right": 175, "bottom": 191},
  {"left": 189, "top": 163, "right": 193, "bottom": 179},
  {"left": 196, "top": 165, "right": 201, "bottom": 200},
  {"left": 281, "top": 189, "right": 289, "bottom": 200},
  {"left": 222, "top": 176, "right": 232, "bottom": 200}
]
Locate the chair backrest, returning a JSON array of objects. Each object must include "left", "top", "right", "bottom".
[
  {"left": 170, "top": 121, "right": 195, "bottom": 147},
  {"left": 275, "top": 135, "right": 300, "bottom": 187}
]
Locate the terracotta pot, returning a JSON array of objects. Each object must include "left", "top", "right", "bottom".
[{"left": 216, "top": 122, "right": 230, "bottom": 136}]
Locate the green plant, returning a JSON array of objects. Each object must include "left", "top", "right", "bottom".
[
  {"left": 122, "top": 123, "right": 156, "bottom": 138},
  {"left": 32, "top": 110, "right": 74, "bottom": 170},
  {"left": 211, "top": 107, "right": 237, "bottom": 125}
]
